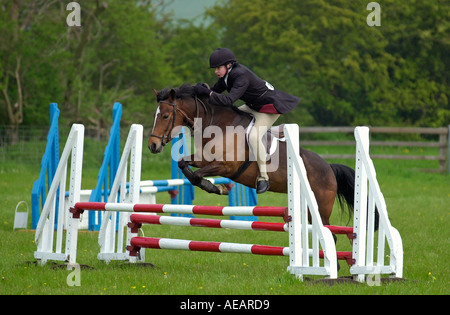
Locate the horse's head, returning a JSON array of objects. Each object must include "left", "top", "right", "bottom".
[
  {"left": 148, "top": 88, "right": 183, "bottom": 153},
  {"left": 149, "top": 84, "right": 212, "bottom": 154}
]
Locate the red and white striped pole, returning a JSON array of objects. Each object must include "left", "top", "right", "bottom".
[
  {"left": 127, "top": 237, "right": 289, "bottom": 256},
  {"left": 126, "top": 237, "right": 353, "bottom": 264},
  {"left": 128, "top": 214, "right": 288, "bottom": 233},
  {"left": 71, "top": 202, "right": 288, "bottom": 218}
]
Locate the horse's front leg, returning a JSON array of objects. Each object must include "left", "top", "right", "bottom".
[{"left": 178, "top": 158, "right": 229, "bottom": 195}]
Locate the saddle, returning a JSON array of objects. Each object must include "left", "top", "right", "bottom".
[{"left": 230, "top": 119, "right": 285, "bottom": 180}]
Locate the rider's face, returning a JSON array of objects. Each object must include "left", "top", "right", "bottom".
[{"left": 214, "top": 65, "right": 229, "bottom": 78}]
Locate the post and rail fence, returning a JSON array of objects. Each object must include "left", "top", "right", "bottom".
[{"left": 298, "top": 126, "right": 449, "bottom": 174}]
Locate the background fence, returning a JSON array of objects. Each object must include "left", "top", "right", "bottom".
[
  {"left": 299, "top": 126, "right": 449, "bottom": 173},
  {"left": 0, "top": 125, "right": 109, "bottom": 166},
  {"left": 1, "top": 125, "right": 449, "bottom": 173}
]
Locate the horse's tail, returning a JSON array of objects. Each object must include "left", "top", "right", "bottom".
[
  {"left": 330, "top": 164, "right": 355, "bottom": 219},
  {"left": 330, "top": 163, "right": 379, "bottom": 230}
]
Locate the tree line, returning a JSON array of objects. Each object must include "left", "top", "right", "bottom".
[{"left": 0, "top": 0, "right": 448, "bottom": 134}]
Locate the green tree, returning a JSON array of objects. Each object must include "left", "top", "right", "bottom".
[
  {"left": 1, "top": 0, "right": 447, "bottom": 132},
  {"left": 0, "top": 0, "right": 66, "bottom": 129},
  {"left": 163, "top": 20, "right": 220, "bottom": 87},
  {"left": 61, "top": 0, "right": 176, "bottom": 128},
  {"left": 382, "top": 0, "right": 450, "bottom": 127},
  {"left": 0, "top": 0, "right": 179, "bottom": 130},
  {"left": 207, "top": 0, "right": 449, "bottom": 126}
]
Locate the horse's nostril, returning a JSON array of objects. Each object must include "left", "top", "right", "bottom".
[{"left": 149, "top": 143, "right": 157, "bottom": 153}]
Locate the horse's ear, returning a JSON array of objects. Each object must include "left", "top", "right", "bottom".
[
  {"left": 152, "top": 88, "right": 159, "bottom": 96},
  {"left": 169, "top": 88, "right": 176, "bottom": 100}
]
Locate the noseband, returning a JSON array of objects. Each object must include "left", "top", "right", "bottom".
[{"left": 150, "top": 100, "right": 181, "bottom": 147}]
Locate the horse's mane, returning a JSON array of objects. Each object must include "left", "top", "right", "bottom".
[
  {"left": 156, "top": 83, "right": 251, "bottom": 118},
  {"left": 176, "top": 84, "right": 198, "bottom": 100},
  {"left": 156, "top": 84, "right": 207, "bottom": 103},
  {"left": 156, "top": 87, "right": 171, "bottom": 102}
]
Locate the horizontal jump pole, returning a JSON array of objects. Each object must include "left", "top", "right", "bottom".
[
  {"left": 70, "top": 203, "right": 354, "bottom": 238},
  {"left": 128, "top": 214, "right": 355, "bottom": 239},
  {"left": 128, "top": 214, "right": 288, "bottom": 233},
  {"left": 65, "top": 186, "right": 175, "bottom": 198},
  {"left": 71, "top": 202, "right": 288, "bottom": 219},
  {"left": 127, "top": 237, "right": 353, "bottom": 264},
  {"left": 140, "top": 177, "right": 231, "bottom": 187},
  {"left": 324, "top": 225, "right": 355, "bottom": 240},
  {"left": 128, "top": 237, "right": 289, "bottom": 256},
  {"left": 140, "top": 186, "right": 176, "bottom": 193}
]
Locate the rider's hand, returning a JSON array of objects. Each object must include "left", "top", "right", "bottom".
[{"left": 194, "top": 83, "right": 211, "bottom": 96}]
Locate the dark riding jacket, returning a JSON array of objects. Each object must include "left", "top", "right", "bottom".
[{"left": 210, "top": 63, "right": 300, "bottom": 114}]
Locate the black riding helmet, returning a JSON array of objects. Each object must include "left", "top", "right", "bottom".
[{"left": 209, "top": 48, "right": 237, "bottom": 68}]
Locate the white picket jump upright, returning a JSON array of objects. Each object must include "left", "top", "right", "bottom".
[
  {"left": 284, "top": 124, "right": 338, "bottom": 280},
  {"left": 34, "top": 124, "right": 84, "bottom": 264},
  {"left": 97, "top": 124, "right": 144, "bottom": 263},
  {"left": 351, "top": 127, "right": 403, "bottom": 282}
]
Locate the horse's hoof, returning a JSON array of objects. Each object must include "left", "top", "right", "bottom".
[
  {"left": 178, "top": 159, "right": 187, "bottom": 168},
  {"left": 256, "top": 178, "right": 270, "bottom": 194},
  {"left": 217, "top": 184, "right": 229, "bottom": 195}
]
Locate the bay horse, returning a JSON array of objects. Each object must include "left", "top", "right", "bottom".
[{"left": 148, "top": 84, "right": 356, "bottom": 229}]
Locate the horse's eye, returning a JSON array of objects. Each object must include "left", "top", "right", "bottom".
[{"left": 163, "top": 114, "right": 170, "bottom": 119}]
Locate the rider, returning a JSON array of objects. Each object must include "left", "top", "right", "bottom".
[{"left": 194, "top": 48, "right": 300, "bottom": 194}]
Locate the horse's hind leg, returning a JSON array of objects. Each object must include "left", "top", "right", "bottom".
[{"left": 178, "top": 158, "right": 229, "bottom": 195}]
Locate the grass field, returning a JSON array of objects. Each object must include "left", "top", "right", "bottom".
[{"left": 0, "top": 140, "right": 448, "bottom": 296}]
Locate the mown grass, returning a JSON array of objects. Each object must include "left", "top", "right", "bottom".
[{"left": 0, "top": 142, "right": 448, "bottom": 295}]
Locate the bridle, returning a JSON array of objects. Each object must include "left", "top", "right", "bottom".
[{"left": 150, "top": 96, "right": 213, "bottom": 147}]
